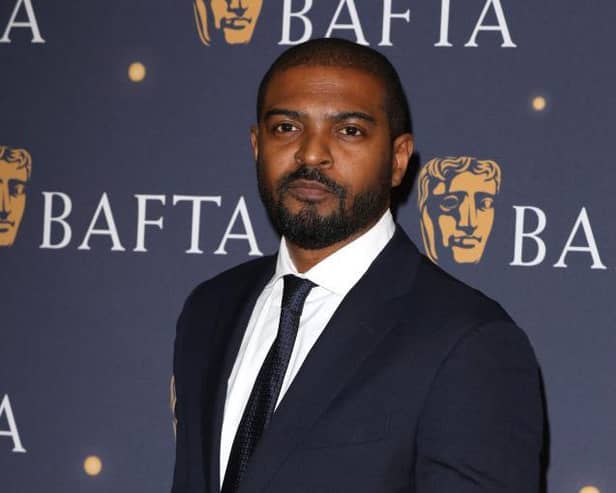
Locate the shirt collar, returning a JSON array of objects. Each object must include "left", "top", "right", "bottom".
[{"left": 271, "top": 209, "right": 396, "bottom": 296}]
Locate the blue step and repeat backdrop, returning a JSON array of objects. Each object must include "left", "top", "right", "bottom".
[{"left": 1, "top": 1, "right": 614, "bottom": 492}]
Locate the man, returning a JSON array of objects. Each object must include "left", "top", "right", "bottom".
[
  {"left": 418, "top": 156, "right": 502, "bottom": 265},
  {"left": 0, "top": 146, "right": 31, "bottom": 247},
  {"left": 171, "top": 38, "right": 543, "bottom": 493}
]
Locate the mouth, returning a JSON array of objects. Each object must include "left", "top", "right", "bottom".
[
  {"left": 286, "top": 179, "right": 334, "bottom": 202},
  {"left": 221, "top": 17, "right": 252, "bottom": 30},
  {"left": 450, "top": 236, "right": 481, "bottom": 248}
]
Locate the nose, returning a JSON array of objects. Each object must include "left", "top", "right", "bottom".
[
  {"left": 457, "top": 195, "right": 478, "bottom": 234},
  {"left": 0, "top": 183, "right": 9, "bottom": 219},
  {"left": 226, "top": 0, "right": 247, "bottom": 16},
  {"left": 295, "top": 131, "right": 333, "bottom": 168}
]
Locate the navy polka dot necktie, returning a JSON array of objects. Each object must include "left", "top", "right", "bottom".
[{"left": 221, "top": 274, "right": 316, "bottom": 493}]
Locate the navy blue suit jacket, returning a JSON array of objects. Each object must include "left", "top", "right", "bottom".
[{"left": 171, "top": 227, "right": 544, "bottom": 492}]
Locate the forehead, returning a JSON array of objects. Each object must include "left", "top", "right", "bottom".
[
  {"left": 262, "top": 65, "right": 387, "bottom": 117},
  {"left": 0, "top": 160, "right": 28, "bottom": 180}
]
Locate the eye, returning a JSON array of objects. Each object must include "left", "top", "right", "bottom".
[
  {"left": 338, "top": 125, "right": 363, "bottom": 137},
  {"left": 439, "top": 194, "right": 460, "bottom": 212},
  {"left": 478, "top": 197, "right": 494, "bottom": 210},
  {"left": 273, "top": 122, "right": 300, "bottom": 133},
  {"left": 9, "top": 181, "right": 26, "bottom": 197}
]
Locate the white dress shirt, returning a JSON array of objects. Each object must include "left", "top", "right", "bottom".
[{"left": 219, "top": 209, "right": 396, "bottom": 487}]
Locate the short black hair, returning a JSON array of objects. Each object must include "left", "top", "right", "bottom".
[{"left": 256, "top": 38, "right": 412, "bottom": 139}]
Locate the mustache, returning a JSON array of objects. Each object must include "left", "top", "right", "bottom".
[{"left": 278, "top": 166, "right": 346, "bottom": 198}]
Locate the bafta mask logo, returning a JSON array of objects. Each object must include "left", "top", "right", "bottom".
[
  {"left": 193, "top": 0, "right": 263, "bottom": 46},
  {"left": 0, "top": 146, "right": 32, "bottom": 247},
  {"left": 417, "top": 156, "right": 502, "bottom": 265}
]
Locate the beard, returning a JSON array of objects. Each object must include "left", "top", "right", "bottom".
[{"left": 257, "top": 159, "right": 392, "bottom": 250}]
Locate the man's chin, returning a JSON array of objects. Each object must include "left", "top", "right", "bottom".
[
  {"left": 273, "top": 206, "right": 349, "bottom": 250},
  {"left": 281, "top": 194, "right": 339, "bottom": 216}
]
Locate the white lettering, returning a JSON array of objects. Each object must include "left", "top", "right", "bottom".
[
  {"left": 78, "top": 193, "right": 125, "bottom": 251},
  {"left": 0, "top": 395, "right": 26, "bottom": 453},
  {"left": 173, "top": 195, "right": 221, "bottom": 254},
  {"left": 134, "top": 194, "right": 165, "bottom": 253},
  {"left": 510, "top": 206, "right": 546, "bottom": 266},
  {"left": 325, "top": 0, "right": 368, "bottom": 46},
  {"left": 214, "top": 196, "right": 263, "bottom": 256},
  {"left": 40, "top": 191, "right": 72, "bottom": 249},
  {"left": 465, "top": 0, "right": 516, "bottom": 48},
  {"left": 279, "top": 0, "right": 313, "bottom": 45},
  {"left": 379, "top": 0, "right": 410, "bottom": 47},
  {"left": 435, "top": 0, "right": 452, "bottom": 47},
  {"left": 554, "top": 207, "right": 607, "bottom": 269},
  {"left": 0, "top": 0, "right": 45, "bottom": 43}
]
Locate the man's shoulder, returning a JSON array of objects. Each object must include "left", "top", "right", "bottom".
[
  {"left": 384, "top": 252, "right": 540, "bottom": 377},
  {"left": 411, "top": 253, "right": 540, "bottom": 362},
  {"left": 406, "top": 250, "right": 515, "bottom": 330},
  {"left": 378, "top": 225, "right": 512, "bottom": 326}
]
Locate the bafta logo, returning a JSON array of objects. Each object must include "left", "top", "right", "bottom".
[
  {"left": 0, "top": 146, "right": 32, "bottom": 247},
  {"left": 418, "top": 156, "right": 502, "bottom": 265},
  {"left": 193, "top": 0, "right": 263, "bottom": 45}
]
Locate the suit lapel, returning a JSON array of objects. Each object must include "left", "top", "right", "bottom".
[
  {"left": 204, "top": 258, "right": 276, "bottom": 493},
  {"left": 238, "top": 228, "right": 422, "bottom": 493}
]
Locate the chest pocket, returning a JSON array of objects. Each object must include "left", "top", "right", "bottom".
[{"left": 302, "top": 408, "right": 390, "bottom": 449}]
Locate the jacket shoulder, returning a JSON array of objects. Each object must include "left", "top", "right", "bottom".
[
  {"left": 413, "top": 254, "right": 513, "bottom": 325},
  {"left": 401, "top": 254, "right": 540, "bottom": 387}
]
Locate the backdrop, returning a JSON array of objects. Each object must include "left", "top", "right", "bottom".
[{"left": 1, "top": 1, "right": 614, "bottom": 492}]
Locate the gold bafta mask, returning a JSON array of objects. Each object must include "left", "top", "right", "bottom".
[
  {"left": 193, "top": 0, "right": 263, "bottom": 45},
  {"left": 418, "top": 157, "right": 501, "bottom": 265},
  {"left": 0, "top": 146, "right": 32, "bottom": 247}
]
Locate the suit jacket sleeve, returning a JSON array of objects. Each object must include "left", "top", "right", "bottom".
[{"left": 415, "top": 320, "right": 544, "bottom": 493}]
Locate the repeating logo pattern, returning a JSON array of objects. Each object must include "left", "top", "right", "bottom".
[
  {"left": 0, "top": 146, "right": 32, "bottom": 247},
  {"left": 417, "top": 156, "right": 501, "bottom": 265},
  {"left": 193, "top": 0, "right": 263, "bottom": 45}
]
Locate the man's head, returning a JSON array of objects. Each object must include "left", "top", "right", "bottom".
[
  {"left": 193, "top": 0, "right": 263, "bottom": 45},
  {"left": 0, "top": 146, "right": 32, "bottom": 247},
  {"left": 417, "top": 156, "right": 501, "bottom": 264},
  {"left": 256, "top": 38, "right": 412, "bottom": 142},
  {"left": 251, "top": 38, "right": 414, "bottom": 250}
]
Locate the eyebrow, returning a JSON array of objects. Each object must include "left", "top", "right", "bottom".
[
  {"left": 263, "top": 108, "right": 304, "bottom": 120},
  {"left": 263, "top": 108, "right": 377, "bottom": 124},
  {"left": 330, "top": 111, "right": 376, "bottom": 124}
]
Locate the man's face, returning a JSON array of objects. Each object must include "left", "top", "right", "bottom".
[
  {"left": 211, "top": 0, "right": 263, "bottom": 44},
  {"left": 0, "top": 159, "right": 28, "bottom": 247},
  {"left": 424, "top": 171, "right": 496, "bottom": 263},
  {"left": 252, "top": 65, "right": 412, "bottom": 250}
]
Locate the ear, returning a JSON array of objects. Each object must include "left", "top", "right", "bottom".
[
  {"left": 391, "top": 133, "right": 414, "bottom": 187},
  {"left": 250, "top": 125, "right": 259, "bottom": 161}
]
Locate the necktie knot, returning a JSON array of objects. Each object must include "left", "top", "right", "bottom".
[{"left": 282, "top": 275, "right": 316, "bottom": 314}]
